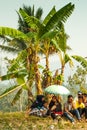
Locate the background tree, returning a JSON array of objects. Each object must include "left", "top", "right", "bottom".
[
  {"left": 0, "top": 3, "right": 75, "bottom": 108},
  {"left": 67, "top": 66, "right": 87, "bottom": 95}
]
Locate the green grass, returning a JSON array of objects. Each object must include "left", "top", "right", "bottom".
[{"left": 0, "top": 112, "right": 87, "bottom": 130}]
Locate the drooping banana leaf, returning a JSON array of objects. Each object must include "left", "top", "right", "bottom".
[
  {"left": 11, "top": 88, "right": 22, "bottom": 106},
  {"left": 0, "top": 69, "right": 27, "bottom": 81},
  {"left": 64, "top": 54, "right": 74, "bottom": 67},
  {"left": 72, "top": 55, "right": 87, "bottom": 68},
  {"left": 0, "top": 27, "right": 29, "bottom": 42},
  {"left": 0, "top": 44, "right": 20, "bottom": 52},
  {"left": 0, "top": 83, "right": 25, "bottom": 99}
]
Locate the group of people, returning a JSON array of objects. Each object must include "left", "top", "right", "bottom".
[{"left": 27, "top": 91, "right": 87, "bottom": 124}]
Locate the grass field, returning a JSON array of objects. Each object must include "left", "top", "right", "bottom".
[{"left": 0, "top": 112, "right": 87, "bottom": 130}]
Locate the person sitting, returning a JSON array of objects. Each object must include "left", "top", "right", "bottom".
[
  {"left": 74, "top": 91, "right": 82, "bottom": 102},
  {"left": 63, "top": 95, "right": 81, "bottom": 124},
  {"left": 29, "top": 101, "right": 48, "bottom": 117},
  {"left": 75, "top": 95, "right": 85, "bottom": 117},
  {"left": 79, "top": 93, "right": 87, "bottom": 121},
  {"left": 46, "top": 95, "right": 58, "bottom": 116},
  {"left": 39, "top": 101, "right": 48, "bottom": 117},
  {"left": 27, "top": 95, "right": 45, "bottom": 114},
  {"left": 46, "top": 95, "right": 63, "bottom": 120}
]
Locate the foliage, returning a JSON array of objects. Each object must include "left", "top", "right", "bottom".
[
  {"left": 0, "top": 2, "right": 79, "bottom": 106},
  {"left": 0, "top": 90, "right": 28, "bottom": 112},
  {"left": 67, "top": 66, "right": 87, "bottom": 94}
]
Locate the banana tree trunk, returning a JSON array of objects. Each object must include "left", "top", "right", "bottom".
[
  {"left": 59, "top": 64, "right": 65, "bottom": 85},
  {"left": 26, "top": 48, "right": 35, "bottom": 105},
  {"left": 27, "top": 47, "right": 43, "bottom": 95},
  {"left": 46, "top": 52, "right": 49, "bottom": 70},
  {"left": 34, "top": 51, "right": 43, "bottom": 94}
]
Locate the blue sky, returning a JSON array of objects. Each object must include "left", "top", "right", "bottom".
[
  {"left": 0, "top": 0, "right": 87, "bottom": 57},
  {"left": 0, "top": 0, "right": 87, "bottom": 82}
]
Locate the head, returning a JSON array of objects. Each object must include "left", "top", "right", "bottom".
[
  {"left": 51, "top": 95, "right": 57, "bottom": 102},
  {"left": 78, "top": 91, "right": 82, "bottom": 97},
  {"left": 68, "top": 95, "right": 73, "bottom": 103},
  {"left": 82, "top": 93, "right": 87, "bottom": 101},
  {"left": 78, "top": 95, "right": 83, "bottom": 104},
  {"left": 36, "top": 95, "right": 45, "bottom": 102},
  {"left": 43, "top": 101, "right": 48, "bottom": 108}
]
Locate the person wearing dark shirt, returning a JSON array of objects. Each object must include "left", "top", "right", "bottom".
[
  {"left": 27, "top": 95, "right": 45, "bottom": 114},
  {"left": 47, "top": 95, "right": 63, "bottom": 120}
]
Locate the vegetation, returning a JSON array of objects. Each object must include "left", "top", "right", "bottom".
[
  {"left": 0, "top": 2, "right": 87, "bottom": 111},
  {"left": 0, "top": 3, "right": 76, "bottom": 97},
  {"left": 0, "top": 112, "right": 87, "bottom": 130},
  {"left": 67, "top": 66, "right": 87, "bottom": 95},
  {"left": 0, "top": 2, "right": 87, "bottom": 130}
]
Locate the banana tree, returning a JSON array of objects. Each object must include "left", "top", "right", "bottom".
[
  {"left": 39, "top": 3, "right": 75, "bottom": 87},
  {"left": 52, "top": 22, "right": 87, "bottom": 85},
  {"left": 0, "top": 2, "right": 75, "bottom": 95}
]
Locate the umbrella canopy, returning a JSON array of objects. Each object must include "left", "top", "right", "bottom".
[{"left": 44, "top": 85, "right": 70, "bottom": 95}]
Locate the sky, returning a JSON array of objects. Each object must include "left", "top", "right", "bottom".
[
  {"left": 0, "top": 0, "right": 87, "bottom": 79},
  {"left": 0, "top": 0, "right": 87, "bottom": 57}
]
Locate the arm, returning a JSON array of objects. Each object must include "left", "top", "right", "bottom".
[{"left": 64, "top": 103, "right": 73, "bottom": 117}]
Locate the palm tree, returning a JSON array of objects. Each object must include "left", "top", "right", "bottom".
[{"left": 17, "top": 4, "right": 43, "bottom": 33}]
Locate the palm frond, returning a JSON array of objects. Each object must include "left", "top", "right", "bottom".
[
  {"left": 0, "top": 69, "right": 27, "bottom": 81},
  {"left": 41, "top": 31, "right": 58, "bottom": 40},
  {"left": 51, "top": 39, "right": 60, "bottom": 51},
  {"left": 9, "top": 39, "right": 27, "bottom": 50},
  {"left": 39, "top": 3, "right": 74, "bottom": 37},
  {"left": 11, "top": 88, "right": 22, "bottom": 105},
  {"left": 8, "top": 50, "right": 27, "bottom": 72},
  {"left": 0, "top": 27, "right": 28, "bottom": 41},
  {"left": 0, "top": 44, "right": 20, "bottom": 53},
  {"left": 19, "top": 8, "right": 42, "bottom": 30},
  {"left": 0, "top": 35, "right": 11, "bottom": 43},
  {"left": 46, "top": 2, "right": 74, "bottom": 30},
  {"left": 23, "top": 4, "right": 34, "bottom": 16},
  {"left": 72, "top": 55, "right": 87, "bottom": 68},
  {"left": 64, "top": 54, "right": 74, "bottom": 67},
  {"left": 0, "top": 83, "right": 25, "bottom": 99},
  {"left": 43, "top": 6, "right": 56, "bottom": 25},
  {"left": 35, "top": 7, "right": 43, "bottom": 20}
]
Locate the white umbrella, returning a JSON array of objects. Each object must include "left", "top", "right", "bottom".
[{"left": 44, "top": 85, "right": 70, "bottom": 95}]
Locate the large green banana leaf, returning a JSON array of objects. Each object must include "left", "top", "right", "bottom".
[
  {"left": 39, "top": 3, "right": 74, "bottom": 37},
  {"left": 72, "top": 55, "right": 87, "bottom": 68}
]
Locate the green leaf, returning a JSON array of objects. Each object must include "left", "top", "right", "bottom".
[
  {"left": 72, "top": 55, "right": 87, "bottom": 68},
  {"left": 43, "top": 6, "right": 56, "bottom": 25},
  {"left": 11, "top": 88, "right": 22, "bottom": 105},
  {"left": 19, "top": 8, "right": 42, "bottom": 30},
  {"left": 39, "top": 2, "right": 74, "bottom": 37},
  {"left": 0, "top": 44, "right": 20, "bottom": 53},
  {"left": 41, "top": 31, "right": 58, "bottom": 40},
  {"left": 0, "top": 27, "right": 28, "bottom": 41},
  {"left": 0, "top": 83, "right": 25, "bottom": 99}
]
